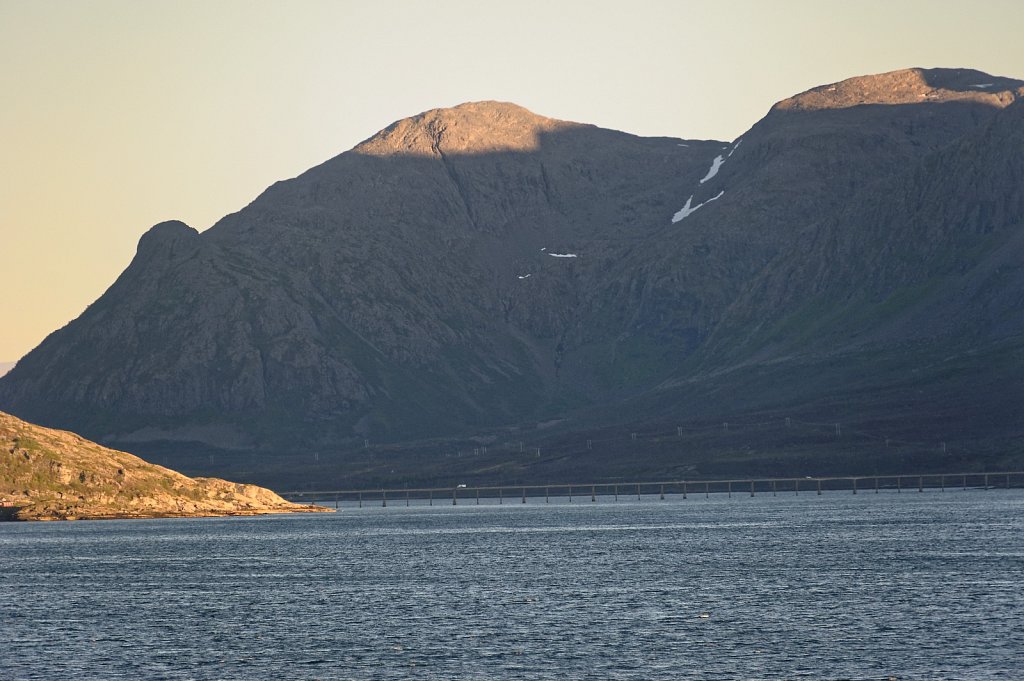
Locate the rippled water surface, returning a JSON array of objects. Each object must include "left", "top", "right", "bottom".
[{"left": 2, "top": 490, "right": 1022, "bottom": 679}]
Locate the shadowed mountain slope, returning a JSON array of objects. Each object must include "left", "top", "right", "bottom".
[{"left": 2, "top": 70, "right": 1023, "bottom": 487}]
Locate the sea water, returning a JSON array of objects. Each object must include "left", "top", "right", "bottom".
[{"left": 1, "top": 490, "right": 1021, "bottom": 680}]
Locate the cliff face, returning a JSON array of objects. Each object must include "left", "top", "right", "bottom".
[
  {"left": 1, "top": 69, "right": 1023, "bottom": 484},
  {"left": 0, "top": 411, "right": 326, "bottom": 520}
]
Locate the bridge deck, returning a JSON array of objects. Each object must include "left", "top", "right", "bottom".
[{"left": 281, "top": 471, "right": 1023, "bottom": 507}]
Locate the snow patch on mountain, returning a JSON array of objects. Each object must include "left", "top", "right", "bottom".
[
  {"left": 672, "top": 196, "right": 698, "bottom": 223},
  {"left": 700, "top": 156, "right": 725, "bottom": 184},
  {"left": 672, "top": 191, "right": 725, "bottom": 224}
]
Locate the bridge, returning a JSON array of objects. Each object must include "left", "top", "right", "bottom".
[{"left": 281, "top": 471, "right": 1024, "bottom": 508}]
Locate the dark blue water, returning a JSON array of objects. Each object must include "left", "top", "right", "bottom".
[{"left": 2, "top": 490, "right": 1021, "bottom": 680}]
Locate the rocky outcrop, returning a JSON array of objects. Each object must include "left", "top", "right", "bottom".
[
  {"left": 774, "top": 67, "right": 1022, "bottom": 112},
  {"left": 0, "top": 411, "right": 328, "bottom": 520}
]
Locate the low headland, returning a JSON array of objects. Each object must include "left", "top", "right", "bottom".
[{"left": 0, "top": 410, "right": 330, "bottom": 521}]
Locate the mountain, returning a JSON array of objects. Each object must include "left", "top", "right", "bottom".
[
  {"left": 0, "top": 362, "right": 14, "bottom": 378},
  {"left": 1, "top": 68, "right": 1023, "bottom": 488},
  {"left": 0, "top": 410, "right": 327, "bottom": 520}
]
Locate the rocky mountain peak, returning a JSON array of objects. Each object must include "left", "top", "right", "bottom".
[
  {"left": 136, "top": 219, "right": 198, "bottom": 253},
  {"left": 128, "top": 220, "right": 202, "bottom": 273},
  {"left": 353, "top": 101, "right": 583, "bottom": 157},
  {"left": 774, "top": 67, "right": 1024, "bottom": 112}
]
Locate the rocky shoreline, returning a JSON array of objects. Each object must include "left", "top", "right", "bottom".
[
  {"left": 1, "top": 411, "right": 331, "bottom": 521},
  {"left": 0, "top": 504, "right": 329, "bottom": 522}
]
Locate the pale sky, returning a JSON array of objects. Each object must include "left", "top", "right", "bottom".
[{"left": 2, "top": 0, "right": 1023, "bottom": 361}]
